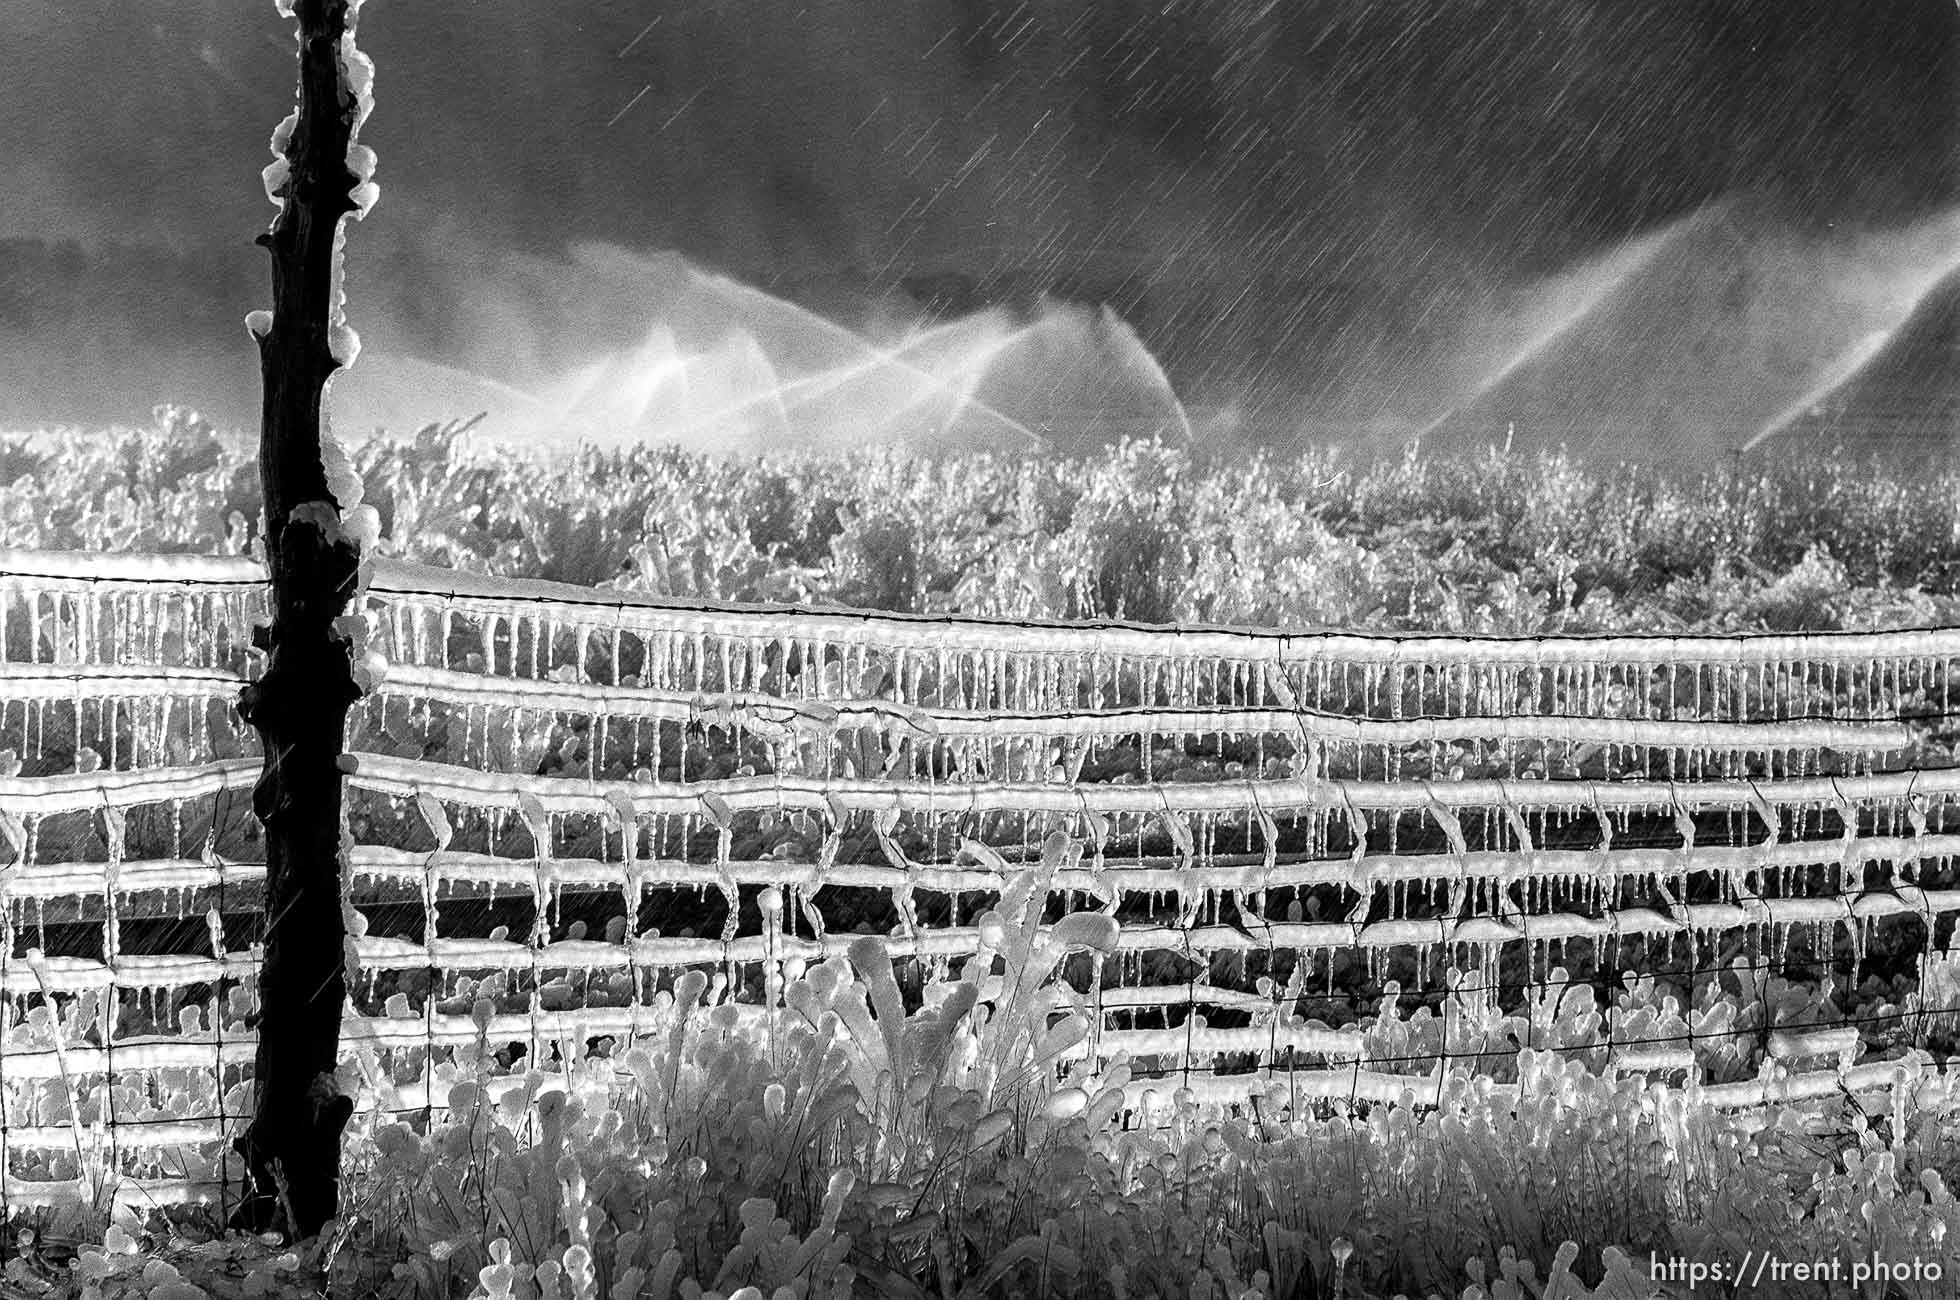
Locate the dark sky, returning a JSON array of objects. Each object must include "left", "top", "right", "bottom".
[{"left": 1, "top": 0, "right": 1954, "bottom": 450}]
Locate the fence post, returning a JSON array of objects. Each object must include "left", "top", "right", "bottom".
[{"left": 232, "top": 0, "right": 372, "bottom": 1238}]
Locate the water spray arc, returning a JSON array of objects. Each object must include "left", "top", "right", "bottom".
[
  {"left": 1415, "top": 218, "right": 1688, "bottom": 440},
  {"left": 501, "top": 254, "right": 1194, "bottom": 454},
  {"left": 1741, "top": 332, "right": 1893, "bottom": 453}
]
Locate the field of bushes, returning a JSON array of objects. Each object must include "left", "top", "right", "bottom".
[
  {"left": 5, "top": 409, "right": 1960, "bottom": 1299},
  {"left": 4, "top": 407, "right": 1958, "bottom": 636}
]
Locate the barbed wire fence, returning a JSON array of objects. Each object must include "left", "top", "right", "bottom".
[{"left": 2, "top": 548, "right": 1958, "bottom": 1217}]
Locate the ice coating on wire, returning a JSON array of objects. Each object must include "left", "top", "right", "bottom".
[{"left": 2, "top": 545, "right": 1958, "bottom": 1210}]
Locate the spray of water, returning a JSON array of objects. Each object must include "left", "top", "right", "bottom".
[
  {"left": 1408, "top": 204, "right": 1960, "bottom": 458},
  {"left": 329, "top": 205, "right": 1956, "bottom": 459},
  {"left": 460, "top": 248, "right": 1198, "bottom": 455},
  {"left": 1099, "top": 305, "right": 1195, "bottom": 444},
  {"left": 907, "top": 303, "right": 1196, "bottom": 453},
  {"left": 1740, "top": 332, "right": 1895, "bottom": 452},
  {"left": 330, "top": 353, "right": 553, "bottom": 440},
  {"left": 544, "top": 324, "right": 690, "bottom": 433},
  {"left": 677, "top": 263, "right": 1049, "bottom": 449},
  {"left": 1417, "top": 215, "right": 1690, "bottom": 438},
  {"left": 606, "top": 324, "right": 999, "bottom": 448},
  {"left": 1736, "top": 217, "right": 1960, "bottom": 452}
]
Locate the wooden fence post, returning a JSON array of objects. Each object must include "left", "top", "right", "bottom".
[{"left": 233, "top": 0, "right": 373, "bottom": 1238}]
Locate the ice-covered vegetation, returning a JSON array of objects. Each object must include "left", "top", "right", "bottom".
[
  {"left": 6, "top": 844, "right": 1960, "bottom": 1299},
  {"left": 3, "top": 409, "right": 1959, "bottom": 634},
  {"left": 6, "top": 410, "right": 1960, "bottom": 1298}
]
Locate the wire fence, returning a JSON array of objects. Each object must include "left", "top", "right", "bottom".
[{"left": 3, "top": 548, "right": 1959, "bottom": 1214}]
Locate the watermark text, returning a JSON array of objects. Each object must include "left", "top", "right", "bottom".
[{"left": 1650, "top": 1252, "right": 1944, "bottom": 1290}]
